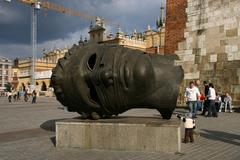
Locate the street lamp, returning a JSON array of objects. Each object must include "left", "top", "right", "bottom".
[
  {"left": 30, "top": 1, "right": 41, "bottom": 92},
  {"left": 4, "top": 0, "right": 41, "bottom": 92},
  {"left": 34, "top": 1, "right": 41, "bottom": 10}
]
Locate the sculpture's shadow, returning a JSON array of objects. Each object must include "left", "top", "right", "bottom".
[
  {"left": 40, "top": 118, "right": 71, "bottom": 132},
  {"left": 40, "top": 117, "right": 79, "bottom": 146}
]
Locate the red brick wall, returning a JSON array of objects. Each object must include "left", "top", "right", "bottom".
[{"left": 164, "top": 0, "right": 187, "bottom": 54}]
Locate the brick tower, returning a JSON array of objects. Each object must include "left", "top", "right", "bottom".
[{"left": 164, "top": 0, "right": 187, "bottom": 54}]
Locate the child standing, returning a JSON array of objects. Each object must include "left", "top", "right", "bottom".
[{"left": 177, "top": 113, "right": 196, "bottom": 143}]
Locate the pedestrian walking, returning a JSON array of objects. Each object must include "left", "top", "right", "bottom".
[
  {"left": 7, "top": 92, "right": 12, "bottom": 103},
  {"left": 206, "top": 83, "right": 217, "bottom": 117},
  {"left": 32, "top": 90, "right": 37, "bottom": 104},
  {"left": 13, "top": 92, "right": 17, "bottom": 101},
  {"left": 184, "top": 81, "right": 200, "bottom": 118},
  {"left": 24, "top": 90, "right": 28, "bottom": 102},
  {"left": 17, "top": 91, "right": 20, "bottom": 101},
  {"left": 201, "top": 81, "right": 209, "bottom": 116}
]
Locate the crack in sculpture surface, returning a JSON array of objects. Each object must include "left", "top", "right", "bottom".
[{"left": 51, "top": 44, "right": 184, "bottom": 120}]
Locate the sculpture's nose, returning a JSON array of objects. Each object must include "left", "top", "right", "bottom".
[{"left": 101, "top": 70, "right": 113, "bottom": 87}]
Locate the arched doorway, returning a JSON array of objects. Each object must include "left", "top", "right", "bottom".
[
  {"left": 21, "top": 83, "right": 26, "bottom": 91},
  {"left": 41, "top": 81, "right": 47, "bottom": 91}
]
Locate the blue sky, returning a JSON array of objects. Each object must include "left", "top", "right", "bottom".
[{"left": 0, "top": 0, "right": 165, "bottom": 59}]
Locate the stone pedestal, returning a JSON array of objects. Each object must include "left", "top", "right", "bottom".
[{"left": 56, "top": 117, "right": 181, "bottom": 153}]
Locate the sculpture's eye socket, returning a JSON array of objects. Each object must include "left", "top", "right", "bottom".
[{"left": 87, "top": 53, "right": 97, "bottom": 71}]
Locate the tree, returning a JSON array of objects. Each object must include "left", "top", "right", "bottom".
[{"left": 4, "top": 83, "right": 12, "bottom": 92}]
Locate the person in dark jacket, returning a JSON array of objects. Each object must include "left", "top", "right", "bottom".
[
  {"left": 201, "top": 81, "right": 209, "bottom": 116},
  {"left": 32, "top": 90, "right": 37, "bottom": 104}
]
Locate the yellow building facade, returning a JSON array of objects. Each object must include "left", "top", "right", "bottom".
[
  {"left": 88, "top": 17, "right": 165, "bottom": 54},
  {"left": 14, "top": 49, "right": 67, "bottom": 92}
]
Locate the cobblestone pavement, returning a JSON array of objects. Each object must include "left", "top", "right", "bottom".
[{"left": 0, "top": 97, "right": 239, "bottom": 160}]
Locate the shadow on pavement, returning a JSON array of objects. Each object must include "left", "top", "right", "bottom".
[
  {"left": 40, "top": 119, "right": 70, "bottom": 147},
  {"left": 40, "top": 117, "right": 81, "bottom": 132},
  {"left": 40, "top": 119, "right": 68, "bottom": 132},
  {"left": 201, "top": 129, "right": 240, "bottom": 146},
  {"left": 50, "top": 136, "right": 56, "bottom": 146}
]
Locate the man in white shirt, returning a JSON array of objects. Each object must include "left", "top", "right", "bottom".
[
  {"left": 207, "top": 83, "right": 217, "bottom": 117},
  {"left": 185, "top": 81, "right": 200, "bottom": 118}
]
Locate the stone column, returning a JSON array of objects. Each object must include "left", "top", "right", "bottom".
[{"left": 1, "top": 64, "right": 4, "bottom": 87}]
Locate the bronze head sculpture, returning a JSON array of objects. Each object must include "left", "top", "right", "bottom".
[{"left": 51, "top": 44, "right": 184, "bottom": 120}]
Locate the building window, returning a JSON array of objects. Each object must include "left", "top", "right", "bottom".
[{"left": 5, "top": 65, "right": 8, "bottom": 69}]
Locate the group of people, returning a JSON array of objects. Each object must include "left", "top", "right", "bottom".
[
  {"left": 178, "top": 80, "right": 233, "bottom": 143},
  {"left": 6, "top": 90, "right": 37, "bottom": 104},
  {"left": 184, "top": 80, "right": 233, "bottom": 118}
]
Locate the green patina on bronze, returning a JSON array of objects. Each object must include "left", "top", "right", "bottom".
[{"left": 51, "top": 44, "right": 184, "bottom": 120}]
